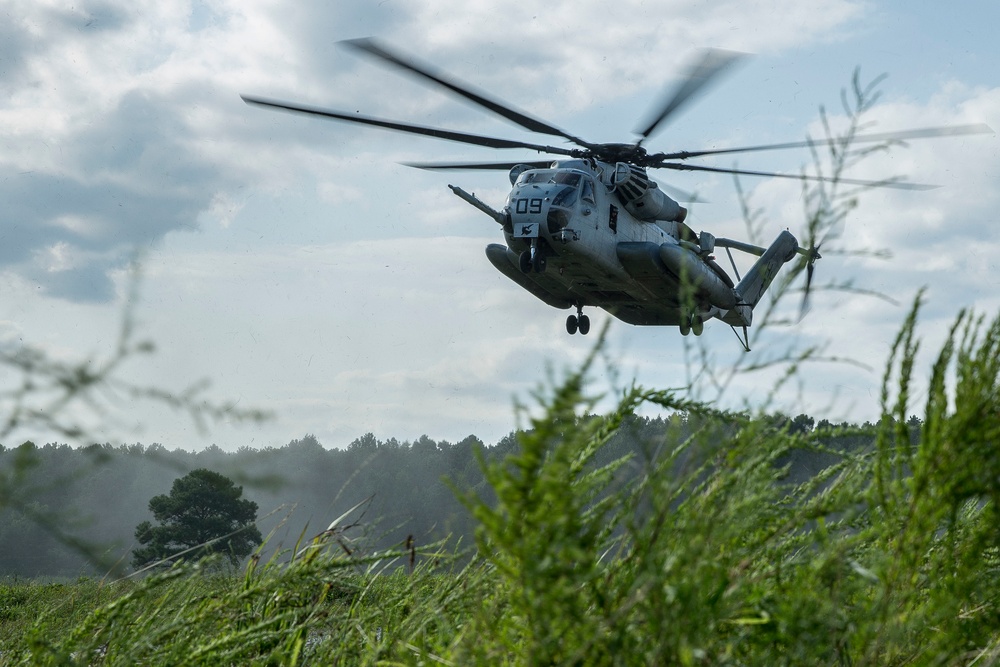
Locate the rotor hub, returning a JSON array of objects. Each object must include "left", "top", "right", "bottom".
[{"left": 591, "top": 143, "right": 648, "bottom": 164}]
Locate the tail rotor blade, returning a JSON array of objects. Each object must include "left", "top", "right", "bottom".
[{"left": 798, "top": 244, "right": 821, "bottom": 321}]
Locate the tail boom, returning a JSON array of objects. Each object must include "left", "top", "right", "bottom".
[{"left": 723, "top": 230, "right": 799, "bottom": 327}]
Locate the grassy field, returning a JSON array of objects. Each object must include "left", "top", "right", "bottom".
[{"left": 2, "top": 299, "right": 1000, "bottom": 665}]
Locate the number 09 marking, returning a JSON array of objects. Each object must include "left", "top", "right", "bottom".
[{"left": 514, "top": 198, "right": 543, "bottom": 215}]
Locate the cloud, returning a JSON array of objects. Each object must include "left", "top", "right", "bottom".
[
  {"left": 397, "top": 0, "right": 866, "bottom": 114},
  {"left": 1, "top": 0, "right": 874, "bottom": 304},
  {"left": 0, "top": 0, "right": 314, "bottom": 301}
]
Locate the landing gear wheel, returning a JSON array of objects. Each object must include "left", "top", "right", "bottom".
[
  {"left": 518, "top": 250, "right": 531, "bottom": 274},
  {"left": 532, "top": 252, "right": 547, "bottom": 273},
  {"left": 569, "top": 302, "right": 588, "bottom": 336},
  {"left": 691, "top": 315, "right": 704, "bottom": 336},
  {"left": 679, "top": 316, "right": 691, "bottom": 336}
]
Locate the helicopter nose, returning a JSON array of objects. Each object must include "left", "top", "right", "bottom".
[{"left": 546, "top": 207, "right": 570, "bottom": 233}]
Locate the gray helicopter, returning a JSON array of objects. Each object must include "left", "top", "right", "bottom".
[{"left": 243, "top": 39, "right": 990, "bottom": 350}]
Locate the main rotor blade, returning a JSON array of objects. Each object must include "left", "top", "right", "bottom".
[
  {"left": 403, "top": 160, "right": 553, "bottom": 171},
  {"left": 343, "top": 38, "right": 595, "bottom": 149},
  {"left": 654, "top": 161, "right": 939, "bottom": 190},
  {"left": 654, "top": 123, "right": 995, "bottom": 160},
  {"left": 657, "top": 182, "right": 706, "bottom": 204},
  {"left": 635, "top": 48, "right": 746, "bottom": 144},
  {"left": 241, "top": 95, "right": 577, "bottom": 155}
]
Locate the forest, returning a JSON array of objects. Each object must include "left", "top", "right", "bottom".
[{"left": 0, "top": 410, "right": 887, "bottom": 579}]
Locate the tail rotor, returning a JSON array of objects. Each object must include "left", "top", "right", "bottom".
[{"left": 798, "top": 242, "right": 822, "bottom": 321}]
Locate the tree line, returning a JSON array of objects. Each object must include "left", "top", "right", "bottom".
[{"left": 0, "top": 412, "right": 900, "bottom": 579}]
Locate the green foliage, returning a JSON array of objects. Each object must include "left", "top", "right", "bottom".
[
  {"left": 132, "top": 469, "right": 263, "bottom": 569},
  {"left": 457, "top": 343, "right": 646, "bottom": 664},
  {"left": 3, "top": 501, "right": 479, "bottom": 665},
  {"left": 0, "top": 579, "right": 131, "bottom": 656},
  {"left": 3, "top": 297, "right": 1000, "bottom": 663}
]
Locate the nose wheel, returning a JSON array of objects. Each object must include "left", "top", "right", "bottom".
[
  {"left": 519, "top": 250, "right": 531, "bottom": 273},
  {"left": 566, "top": 304, "right": 590, "bottom": 335},
  {"left": 519, "top": 240, "right": 547, "bottom": 274}
]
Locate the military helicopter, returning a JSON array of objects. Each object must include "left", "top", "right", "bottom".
[{"left": 243, "top": 39, "right": 990, "bottom": 349}]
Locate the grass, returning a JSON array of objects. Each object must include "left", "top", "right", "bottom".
[
  {"left": 0, "top": 579, "right": 135, "bottom": 657},
  {"left": 2, "top": 296, "right": 1000, "bottom": 665}
]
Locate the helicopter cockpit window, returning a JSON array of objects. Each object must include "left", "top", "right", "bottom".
[
  {"left": 516, "top": 170, "right": 554, "bottom": 185},
  {"left": 551, "top": 184, "right": 579, "bottom": 208},
  {"left": 581, "top": 178, "right": 596, "bottom": 205},
  {"left": 550, "top": 172, "right": 581, "bottom": 187},
  {"left": 549, "top": 172, "right": 581, "bottom": 207},
  {"left": 516, "top": 170, "right": 585, "bottom": 189}
]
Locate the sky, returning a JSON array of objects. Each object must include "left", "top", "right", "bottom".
[{"left": 1, "top": 0, "right": 997, "bottom": 450}]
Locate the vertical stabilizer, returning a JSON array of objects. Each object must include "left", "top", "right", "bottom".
[{"left": 735, "top": 230, "right": 799, "bottom": 308}]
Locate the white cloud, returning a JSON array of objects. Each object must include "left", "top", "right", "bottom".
[{"left": 398, "top": 0, "right": 866, "bottom": 113}]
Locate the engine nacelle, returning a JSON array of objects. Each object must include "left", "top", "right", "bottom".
[{"left": 611, "top": 163, "right": 687, "bottom": 223}]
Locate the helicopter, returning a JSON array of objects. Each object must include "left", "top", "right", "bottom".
[{"left": 242, "top": 39, "right": 991, "bottom": 350}]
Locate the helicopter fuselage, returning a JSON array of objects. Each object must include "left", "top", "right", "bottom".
[{"left": 482, "top": 158, "right": 757, "bottom": 334}]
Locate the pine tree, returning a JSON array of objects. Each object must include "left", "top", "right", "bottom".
[{"left": 132, "top": 468, "right": 262, "bottom": 568}]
